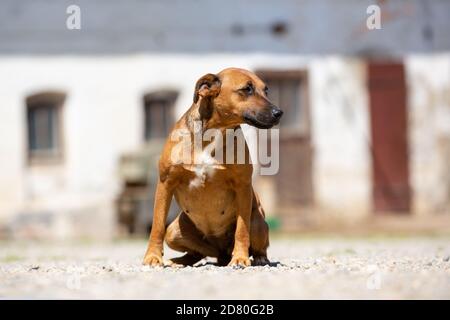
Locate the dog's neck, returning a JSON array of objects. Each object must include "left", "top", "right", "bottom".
[{"left": 185, "top": 103, "right": 231, "bottom": 133}]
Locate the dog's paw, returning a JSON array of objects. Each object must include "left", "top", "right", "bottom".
[
  {"left": 252, "top": 256, "right": 270, "bottom": 266},
  {"left": 228, "top": 256, "right": 251, "bottom": 268},
  {"left": 165, "top": 260, "right": 185, "bottom": 268},
  {"left": 142, "top": 252, "right": 163, "bottom": 267},
  {"left": 167, "top": 253, "right": 203, "bottom": 268}
]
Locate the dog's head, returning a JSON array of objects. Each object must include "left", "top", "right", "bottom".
[{"left": 193, "top": 68, "right": 283, "bottom": 129}]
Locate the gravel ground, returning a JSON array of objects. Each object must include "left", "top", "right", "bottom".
[{"left": 1, "top": 236, "right": 450, "bottom": 299}]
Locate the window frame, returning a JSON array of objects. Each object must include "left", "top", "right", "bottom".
[
  {"left": 143, "top": 90, "right": 178, "bottom": 141},
  {"left": 255, "top": 70, "right": 310, "bottom": 138},
  {"left": 25, "top": 91, "right": 65, "bottom": 165}
]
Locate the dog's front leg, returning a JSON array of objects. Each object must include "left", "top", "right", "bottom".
[
  {"left": 229, "top": 182, "right": 252, "bottom": 267},
  {"left": 143, "top": 180, "right": 173, "bottom": 266}
]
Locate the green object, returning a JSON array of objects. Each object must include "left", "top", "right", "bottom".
[{"left": 266, "top": 216, "right": 281, "bottom": 231}]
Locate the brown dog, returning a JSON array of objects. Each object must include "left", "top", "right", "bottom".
[{"left": 142, "top": 68, "right": 283, "bottom": 267}]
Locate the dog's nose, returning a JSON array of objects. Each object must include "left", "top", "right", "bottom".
[{"left": 272, "top": 108, "right": 283, "bottom": 119}]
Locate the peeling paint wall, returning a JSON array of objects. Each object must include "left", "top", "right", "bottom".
[
  {"left": 310, "top": 57, "right": 371, "bottom": 218},
  {"left": 407, "top": 55, "right": 450, "bottom": 215}
]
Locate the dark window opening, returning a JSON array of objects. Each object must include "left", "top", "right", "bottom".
[
  {"left": 143, "top": 90, "right": 178, "bottom": 141},
  {"left": 26, "top": 92, "right": 65, "bottom": 164}
]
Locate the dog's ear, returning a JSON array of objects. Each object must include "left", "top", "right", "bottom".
[
  {"left": 193, "top": 73, "right": 221, "bottom": 120},
  {"left": 193, "top": 73, "right": 221, "bottom": 103}
]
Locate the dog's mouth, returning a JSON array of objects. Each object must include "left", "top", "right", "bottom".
[{"left": 243, "top": 113, "right": 280, "bottom": 129}]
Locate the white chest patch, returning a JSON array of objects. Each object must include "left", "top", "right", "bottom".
[
  {"left": 189, "top": 150, "right": 218, "bottom": 189},
  {"left": 185, "top": 135, "right": 228, "bottom": 189}
]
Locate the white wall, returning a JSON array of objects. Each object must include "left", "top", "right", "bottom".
[
  {"left": 310, "top": 57, "right": 371, "bottom": 218},
  {"left": 407, "top": 54, "right": 450, "bottom": 215},
  {"left": 0, "top": 53, "right": 448, "bottom": 236}
]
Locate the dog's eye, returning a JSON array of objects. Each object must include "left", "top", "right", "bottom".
[
  {"left": 264, "top": 86, "right": 269, "bottom": 96},
  {"left": 240, "top": 85, "right": 254, "bottom": 95}
]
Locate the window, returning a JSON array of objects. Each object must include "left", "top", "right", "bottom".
[
  {"left": 257, "top": 70, "right": 309, "bottom": 136},
  {"left": 26, "top": 92, "right": 65, "bottom": 164},
  {"left": 256, "top": 70, "right": 313, "bottom": 207},
  {"left": 143, "top": 90, "right": 178, "bottom": 140}
]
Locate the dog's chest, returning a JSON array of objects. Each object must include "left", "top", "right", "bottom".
[
  {"left": 182, "top": 147, "right": 226, "bottom": 189},
  {"left": 174, "top": 170, "right": 237, "bottom": 237},
  {"left": 173, "top": 137, "right": 239, "bottom": 235}
]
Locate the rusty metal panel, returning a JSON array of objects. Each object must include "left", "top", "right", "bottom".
[{"left": 368, "top": 62, "right": 411, "bottom": 213}]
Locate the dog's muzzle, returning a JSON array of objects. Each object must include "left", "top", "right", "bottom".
[{"left": 243, "top": 107, "right": 283, "bottom": 129}]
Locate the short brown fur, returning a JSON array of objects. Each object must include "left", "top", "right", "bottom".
[{"left": 143, "top": 68, "right": 282, "bottom": 267}]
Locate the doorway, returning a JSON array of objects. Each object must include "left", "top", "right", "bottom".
[{"left": 368, "top": 62, "right": 411, "bottom": 213}]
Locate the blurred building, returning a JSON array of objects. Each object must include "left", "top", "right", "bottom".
[{"left": 0, "top": 0, "right": 449, "bottom": 238}]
